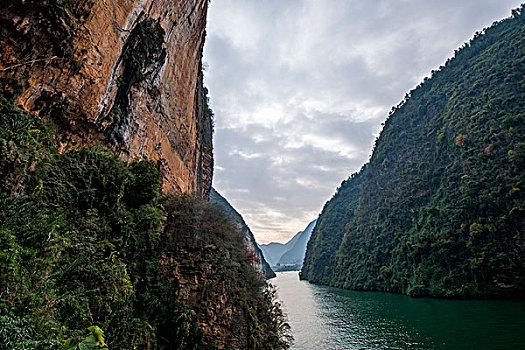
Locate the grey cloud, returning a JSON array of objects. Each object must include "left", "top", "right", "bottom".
[
  {"left": 212, "top": 114, "right": 379, "bottom": 242},
  {"left": 204, "top": 0, "right": 523, "bottom": 243}
]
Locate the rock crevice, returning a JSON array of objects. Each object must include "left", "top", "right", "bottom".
[{"left": 0, "top": 0, "right": 212, "bottom": 196}]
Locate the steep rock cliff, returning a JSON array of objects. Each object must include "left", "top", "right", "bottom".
[
  {"left": 0, "top": 1, "right": 292, "bottom": 348},
  {"left": 0, "top": 0, "right": 212, "bottom": 196}
]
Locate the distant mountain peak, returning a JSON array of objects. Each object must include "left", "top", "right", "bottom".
[{"left": 260, "top": 219, "right": 317, "bottom": 271}]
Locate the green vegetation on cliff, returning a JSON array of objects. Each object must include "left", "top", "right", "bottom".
[
  {"left": 301, "top": 6, "right": 525, "bottom": 298},
  {"left": 299, "top": 172, "right": 362, "bottom": 285},
  {"left": 0, "top": 92, "right": 290, "bottom": 349},
  {"left": 210, "top": 188, "right": 276, "bottom": 279}
]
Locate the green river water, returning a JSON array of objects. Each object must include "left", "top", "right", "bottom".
[{"left": 272, "top": 271, "right": 525, "bottom": 350}]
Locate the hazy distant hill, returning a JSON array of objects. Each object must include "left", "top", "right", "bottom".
[
  {"left": 301, "top": 6, "right": 525, "bottom": 298},
  {"left": 260, "top": 219, "right": 317, "bottom": 271},
  {"left": 259, "top": 242, "right": 289, "bottom": 267},
  {"left": 278, "top": 220, "right": 317, "bottom": 266}
]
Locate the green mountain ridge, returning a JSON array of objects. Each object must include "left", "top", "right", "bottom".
[
  {"left": 210, "top": 187, "right": 276, "bottom": 279},
  {"left": 301, "top": 5, "right": 525, "bottom": 298}
]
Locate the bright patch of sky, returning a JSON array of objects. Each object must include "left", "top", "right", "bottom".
[{"left": 204, "top": 0, "right": 523, "bottom": 244}]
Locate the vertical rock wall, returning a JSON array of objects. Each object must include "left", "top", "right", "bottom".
[{"left": 0, "top": 0, "right": 212, "bottom": 197}]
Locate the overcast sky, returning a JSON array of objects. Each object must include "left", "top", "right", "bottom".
[{"left": 203, "top": 0, "right": 523, "bottom": 244}]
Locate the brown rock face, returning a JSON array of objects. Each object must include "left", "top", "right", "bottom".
[{"left": 0, "top": 0, "right": 213, "bottom": 197}]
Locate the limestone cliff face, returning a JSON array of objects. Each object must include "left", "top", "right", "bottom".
[{"left": 0, "top": 0, "right": 212, "bottom": 197}]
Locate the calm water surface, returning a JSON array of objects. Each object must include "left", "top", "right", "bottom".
[{"left": 271, "top": 271, "right": 525, "bottom": 350}]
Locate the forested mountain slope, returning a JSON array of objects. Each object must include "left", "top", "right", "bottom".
[
  {"left": 300, "top": 173, "right": 362, "bottom": 285},
  {"left": 210, "top": 188, "right": 276, "bottom": 279},
  {"left": 0, "top": 96, "right": 291, "bottom": 349},
  {"left": 301, "top": 6, "right": 525, "bottom": 298}
]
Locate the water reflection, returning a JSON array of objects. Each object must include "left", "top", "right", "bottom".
[{"left": 272, "top": 271, "right": 525, "bottom": 350}]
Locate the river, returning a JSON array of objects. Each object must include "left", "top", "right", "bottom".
[{"left": 271, "top": 271, "right": 525, "bottom": 350}]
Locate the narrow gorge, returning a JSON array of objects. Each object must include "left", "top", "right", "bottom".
[{"left": 2, "top": 1, "right": 525, "bottom": 349}]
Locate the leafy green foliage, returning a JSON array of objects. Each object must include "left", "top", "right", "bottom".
[
  {"left": 0, "top": 93, "right": 190, "bottom": 349},
  {"left": 0, "top": 95, "right": 192, "bottom": 348},
  {"left": 0, "top": 91, "right": 290, "bottom": 348},
  {"left": 64, "top": 326, "right": 108, "bottom": 350},
  {"left": 301, "top": 6, "right": 525, "bottom": 298},
  {"left": 162, "top": 196, "right": 291, "bottom": 349}
]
